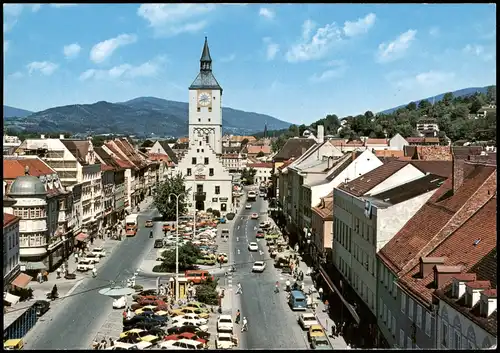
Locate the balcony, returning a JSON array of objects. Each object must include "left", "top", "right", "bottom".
[{"left": 195, "top": 192, "right": 206, "bottom": 202}]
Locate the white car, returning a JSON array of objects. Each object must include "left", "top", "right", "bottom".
[
  {"left": 84, "top": 253, "right": 101, "bottom": 263},
  {"left": 91, "top": 247, "right": 106, "bottom": 257},
  {"left": 248, "top": 242, "right": 259, "bottom": 252},
  {"left": 245, "top": 204, "right": 252, "bottom": 209},
  {"left": 217, "top": 314, "right": 234, "bottom": 333},
  {"left": 260, "top": 193, "right": 266, "bottom": 197},
  {"left": 252, "top": 261, "right": 266, "bottom": 273},
  {"left": 298, "top": 313, "right": 319, "bottom": 330},
  {"left": 159, "top": 339, "right": 204, "bottom": 350},
  {"left": 215, "top": 333, "right": 235, "bottom": 349},
  {"left": 112, "top": 296, "right": 127, "bottom": 309},
  {"left": 173, "top": 314, "right": 208, "bottom": 325}
]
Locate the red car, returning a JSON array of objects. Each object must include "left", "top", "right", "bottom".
[
  {"left": 256, "top": 230, "right": 265, "bottom": 238},
  {"left": 164, "top": 333, "right": 207, "bottom": 344}
]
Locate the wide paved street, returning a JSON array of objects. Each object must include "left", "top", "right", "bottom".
[
  {"left": 232, "top": 195, "right": 310, "bottom": 349},
  {"left": 24, "top": 208, "right": 159, "bottom": 350}
]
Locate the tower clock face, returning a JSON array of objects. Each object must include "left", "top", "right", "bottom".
[{"left": 198, "top": 92, "right": 211, "bottom": 107}]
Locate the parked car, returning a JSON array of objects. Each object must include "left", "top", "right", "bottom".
[
  {"left": 308, "top": 324, "right": 326, "bottom": 341},
  {"left": 248, "top": 242, "right": 259, "bottom": 252},
  {"left": 216, "top": 333, "right": 235, "bottom": 349},
  {"left": 132, "top": 290, "right": 157, "bottom": 301},
  {"left": 245, "top": 204, "right": 252, "bottom": 209},
  {"left": 185, "top": 301, "right": 209, "bottom": 311},
  {"left": 159, "top": 339, "right": 204, "bottom": 350},
  {"left": 166, "top": 325, "right": 211, "bottom": 340},
  {"left": 119, "top": 329, "right": 161, "bottom": 345},
  {"left": 123, "top": 316, "right": 165, "bottom": 330},
  {"left": 154, "top": 239, "right": 163, "bottom": 248},
  {"left": 251, "top": 213, "right": 259, "bottom": 220},
  {"left": 33, "top": 300, "right": 50, "bottom": 317},
  {"left": 311, "top": 337, "right": 333, "bottom": 350},
  {"left": 256, "top": 230, "right": 265, "bottom": 238},
  {"left": 184, "top": 270, "right": 214, "bottom": 285},
  {"left": 298, "top": 313, "right": 319, "bottom": 330},
  {"left": 145, "top": 220, "right": 154, "bottom": 228},
  {"left": 174, "top": 313, "right": 208, "bottom": 325},
  {"left": 113, "top": 296, "right": 127, "bottom": 309},
  {"left": 170, "top": 307, "right": 211, "bottom": 319},
  {"left": 217, "top": 315, "right": 234, "bottom": 333},
  {"left": 252, "top": 261, "right": 266, "bottom": 273},
  {"left": 91, "top": 247, "right": 106, "bottom": 257}
]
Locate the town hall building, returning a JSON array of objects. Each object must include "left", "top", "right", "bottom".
[{"left": 177, "top": 37, "right": 233, "bottom": 214}]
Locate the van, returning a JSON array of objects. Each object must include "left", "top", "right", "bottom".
[
  {"left": 221, "top": 229, "right": 229, "bottom": 238},
  {"left": 185, "top": 270, "right": 214, "bottom": 284},
  {"left": 288, "top": 290, "right": 307, "bottom": 311}
]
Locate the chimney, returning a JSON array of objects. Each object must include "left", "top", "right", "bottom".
[
  {"left": 40, "top": 134, "right": 45, "bottom": 139},
  {"left": 317, "top": 125, "right": 324, "bottom": 144},
  {"left": 419, "top": 257, "right": 445, "bottom": 278},
  {"left": 480, "top": 289, "right": 497, "bottom": 317},
  {"left": 433, "top": 265, "right": 462, "bottom": 288},
  {"left": 452, "top": 156, "right": 465, "bottom": 193},
  {"left": 451, "top": 274, "right": 477, "bottom": 299},
  {"left": 59, "top": 134, "right": 64, "bottom": 139},
  {"left": 465, "top": 281, "right": 491, "bottom": 308}
]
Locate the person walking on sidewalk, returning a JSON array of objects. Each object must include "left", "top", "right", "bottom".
[
  {"left": 241, "top": 317, "right": 248, "bottom": 332},
  {"left": 318, "top": 287, "right": 324, "bottom": 301},
  {"left": 74, "top": 252, "right": 79, "bottom": 263},
  {"left": 56, "top": 267, "right": 61, "bottom": 279},
  {"left": 236, "top": 282, "right": 242, "bottom": 294},
  {"left": 235, "top": 309, "right": 241, "bottom": 324}
]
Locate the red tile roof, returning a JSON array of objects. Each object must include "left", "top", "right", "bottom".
[
  {"left": 365, "top": 138, "right": 388, "bottom": 145},
  {"left": 247, "top": 145, "right": 271, "bottom": 155},
  {"left": 406, "top": 137, "right": 425, "bottom": 143},
  {"left": 3, "top": 158, "right": 55, "bottom": 179},
  {"left": 177, "top": 137, "right": 189, "bottom": 144},
  {"left": 312, "top": 192, "right": 334, "bottom": 220},
  {"left": 3, "top": 213, "right": 20, "bottom": 228},
  {"left": 415, "top": 146, "right": 452, "bottom": 161},
  {"left": 329, "top": 139, "right": 348, "bottom": 146},
  {"left": 398, "top": 195, "right": 497, "bottom": 304},
  {"left": 247, "top": 162, "right": 273, "bottom": 168},
  {"left": 374, "top": 150, "right": 405, "bottom": 158},
  {"left": 147, "top": 153, "right": 171, "bottom": 162}
]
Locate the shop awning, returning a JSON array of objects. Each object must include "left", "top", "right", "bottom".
[
  {"left": 3, "top": 292, "right": 20, "bottom": 306},
  {"left": 319, "top": 265, "right": 360, "bottom": 324},
  {"left": 76, "top": 233, "right": 89, "bottom": 242},
  {"left": 11, "top": 273, "right": 32, "bottom": 288},
  {"left": 22, "top": 261, "right": 47, "bottom": 271}
]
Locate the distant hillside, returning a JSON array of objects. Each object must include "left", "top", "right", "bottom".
[
  {"left": 3, "top": 105, "right": 33, "bottom": 118},
  {"left": 379, "top": 86, "right": 490, "bottom": 114},
  {"left": 3, "top": 97, "right": 291, "bottom": 138}
]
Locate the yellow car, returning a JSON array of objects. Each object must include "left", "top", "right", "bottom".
[
  {"left": 119, "top": 329, "right": 160, "bottom": 344},
  {"left": 187, "top": 301, "right": 210, "bottom": 312},
  {"left": 155, "top": 310, "right": 169, "bottom": 317},
  {"left": 308, "top": 324, "right": 326, "bottom": 341},
  {"left": 135, "top": 305, "right": 157, "bottom": 314},
  {"left": 171, "top": 307, "right": 210, "bottom": 319}
]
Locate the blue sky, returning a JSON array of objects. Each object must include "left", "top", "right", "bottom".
[{"left": 3, "top": 3, "right": 496, "bottom": 125}]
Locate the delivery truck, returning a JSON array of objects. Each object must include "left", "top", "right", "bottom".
[{"left": 125, "top": 214, "right": 139, "bottom": 237}]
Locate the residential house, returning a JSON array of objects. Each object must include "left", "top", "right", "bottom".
[
  {"left": 221, "top": 153, "right": 246, "bottom": 172},
  {"left": 332, "top": 159, "right": 452, "bottom": 347},
  {"left": 416, "top": 115, "right": 439, "bottom": 137},
  {"left": 434, "top": 248, "right": 497, "bottom": 349},
  {"left": 476, "top": 105, "right": 496, "bottom": 119},
  {"left": 15, "top": 136, "right": 102, "bottom": 238},
  {"left": 3, "top": 213, "right": 21, "bottom": 291},
  {"left": 4, "top": 157, "right": 75, "bottom": 271},
  {"left": 3, "top": 134, "right": 22, "bottom": 155},
  {"left": 377, "top": 157, "right": 496, "bottom": 349},
  {"left": 150, "top": 140, "right": 179, "bottom": 167},
  {"left": 374, "top": 150, "right": 407, "bottom": 164},
  {"left": 388, "top": 134, "right": 409, "bottom": 151},
  {"left": 147, "top": 152, "right": 175, "bottom": 182},
  {"left": 310, "top": 192, "right": 334, "bottom": 266},
  {"left": 222, "top": 135, "right": 256, "bottom": 148},
  {"left": 404, "top": 146, "right": 453, "bottom": 161},
  {"left": 364, "top": 138, "right": 389, "bottom": 150},
  {"left": 246, "top": 162, "right": 273, "bottom": 184},
  {"left": 94, "top": 147, "right": 120, "bottom": 228},
  {"left": 244, "top": 144, "right": 272, "bottom": 158}
]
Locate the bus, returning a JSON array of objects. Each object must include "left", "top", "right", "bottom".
[
  {"left": 125, "top": 214, "right": 139, "bottom": 237},
  {"left": 247, "top": 190, "right": 257, "bottom": 202}
]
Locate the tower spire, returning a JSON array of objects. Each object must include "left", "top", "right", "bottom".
[
  {"left": 264, "top": 122, "right": 268, "bottom": 139},
  {"left": 200, "top": 36, "right": 212, "bottom": 72}
]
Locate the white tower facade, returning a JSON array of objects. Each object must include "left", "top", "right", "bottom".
[{"left": 177, "top": 37, "right": 233, "bottom": 213}]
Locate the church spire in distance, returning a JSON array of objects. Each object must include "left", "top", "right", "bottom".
[{"left": 200, "top": 36, "right": 212, "bottom": 72}]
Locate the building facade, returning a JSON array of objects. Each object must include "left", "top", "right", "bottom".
[
  {"left": 3, "top": 213, "right": 21, "bottom": 291},
  {"left": 176, "top": 37, "right": 232, "bottom": 213}
]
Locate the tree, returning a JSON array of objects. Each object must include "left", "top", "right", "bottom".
[
  {"left": 442, "top": 92, "right": 454, "bottom": 106},
  {"left": 153, "top": 173, "right": 190, "bottom": 221},
  {"left": 271, "top": 136, "right": 286, "bottom": 153},
  {"left": 486, "top": 86, "right": 496, "bottom": 104},
  {"left": 240, "top": 167, "right": 257, "bottom": 185},
  {"left": 470, "top": 97, "right": 485, "bottom": 114},
  {"left": 451, "top": 105, "right": 469, "bottom": 121},
  {"left": 92, "top": 135, "right": 107, "bottom": 147},
  {"left": 155, "top": 243, "right": 201, "bottom": 272},
  {"left": 418, "top": 100, "right": 431, "bottom": 110},
  {"left": 196, "top": 277, "right": 219, "bottom": 305},
  {"left": 406, "top": 102, "right": 417, "bottom": 111},
  {"left": 256, "top": 151, "right": 265, "bottom": 158}
]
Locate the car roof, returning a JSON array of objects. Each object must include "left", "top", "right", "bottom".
[
  {"left": 218, "top": 333, "right": 232, "bottom": 338},
  {"left": 310, "top": 324, "right": 323, "bottom": 329},
  {"left": 177, "top": 338, "right": 203, "bottom": 345},
  {"left": 219, "top": 314, "right": 232, "bottom": 320},
  {"left": 249, "top": 242, "right": 257, "bottom": 245},
  {"left": 254, "top": 261, "right": 264, "bottom": 265},
  {"left": 302, "top": 313, "right": 316, "bottom": 318}
]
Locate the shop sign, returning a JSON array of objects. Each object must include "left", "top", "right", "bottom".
[
  {"left": 195, "top": 175, "right": 206, "bottom": 180},
  {"left": 219, "top": 197, "right": 228, "bottom": 202}
]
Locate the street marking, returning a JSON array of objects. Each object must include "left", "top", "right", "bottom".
[
  {"left": 64, "top": 279, "right": 83, "bottom": 298},
  {"left": 237, "top": 249, "right": 240, "bottom": 254}
]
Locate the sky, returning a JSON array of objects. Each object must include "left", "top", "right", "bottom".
[{"left": 3, "top": 3, "right": 496, "bottom": 125}]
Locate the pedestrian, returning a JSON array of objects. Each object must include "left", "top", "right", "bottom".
[
  {"left": 122, "top": 310, "right": 127, "bottom": 322},
  {"left": 236, "top": 282, "right": 242, "bottom": 295},
  {"left": 330, "top": 322, "right": 336, "bottom": 337},
  {"left": 92, "top": 339, "right": 99, "bottom": 350},
  {"left": 324, "top": 299, "right": 329, "bottom": 312},
  {"left": 74, "top": 252, "right": 79, "bottom": 263},
  {"left": 37, "top": 272, "right": 42, "bottom": 283},
  {"left": 56, "top": 267, "right": 61, "bottom": 279},
  {"left": 90, "top": 237, "right": 94, "bottom": 245},
  {"left": 109, "top": 338, "right": 114, "bottom": 347},
  {"left": 241, "top": 317, "right": 248, "bottom": 332},
  {"left": 101, "top": 339, "right": 107, "bottom": 349},
  {"left": 295, "top": 258, "right": 299, "bottom": 267},
  {"left": 318, "top": 287, "right": 324, "bottom": 301},
  {"left": 235, "top": 309, "right": 241, "bottom": 324}
]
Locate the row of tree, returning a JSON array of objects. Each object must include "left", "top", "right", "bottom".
[{"left": 266, "top": 86, "right": 496, "bottom": 152}]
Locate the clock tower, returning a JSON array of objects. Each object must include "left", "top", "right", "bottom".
[{"left": 188, "top": 37, "right": 223, "bottom": 155}]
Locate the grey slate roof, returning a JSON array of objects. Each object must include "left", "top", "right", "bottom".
[
  {"left": 273, "top": 138, "right": 316, "bottom": 162},
  {"left": 189, "top": 71, "right": 222, "bottom": 91},
  {"left": 158, "top": 140, "right": 179, "bottom": 164},
  {"left": 200, "top": 37, "right": 212, "bottom": 62}
]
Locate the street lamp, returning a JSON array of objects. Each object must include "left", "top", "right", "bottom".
[{"left": 169, "top": 192, "right": 186, "bottom": 302}]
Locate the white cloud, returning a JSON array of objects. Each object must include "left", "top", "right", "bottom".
[
  {"left": 90, "top": 34, "right": 137, "bottom": 63},
  {"left": 388, "top": 70, "right": 455, "bottom": 89},
  {"left": 285, "top": 20, "right": 343, "bottom": 63},
  {"left": 8, "top": 71, "right": 24, "bottom": 79},
  {"left": 343, "top": 13, "right": 376, "bottom": 37},
  {"left": 27, "top": 61, "right": 59, "bottom": 76},
  {"left": 259, "top": 7, "right": 275, "bottom": 19},
  {"left": 310, "top": 60, "right": 347, "bottom": 83},
  {"left": 376, "top": 29, "right": 417, "bottom": 63},
  {"left": 63, "top": 43, "right": 81, "bottom": 59},
  {"left": 263, "top": 37, "right": 279, "bottom": 61},
  {"left": 429, "top": 26, "right": 440, "bottom": 37},
  {"left": 137, "top": 4, "right": 215, "bottom": 36},
  {"left": 220, "top": 54, "right": 236, "bottom": 63},
  {"left": 80, "top": 57, "right": 165, "bottom": 81},
  {"left": 4, "top": 40, "right": 9, "bottom": 54}
]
